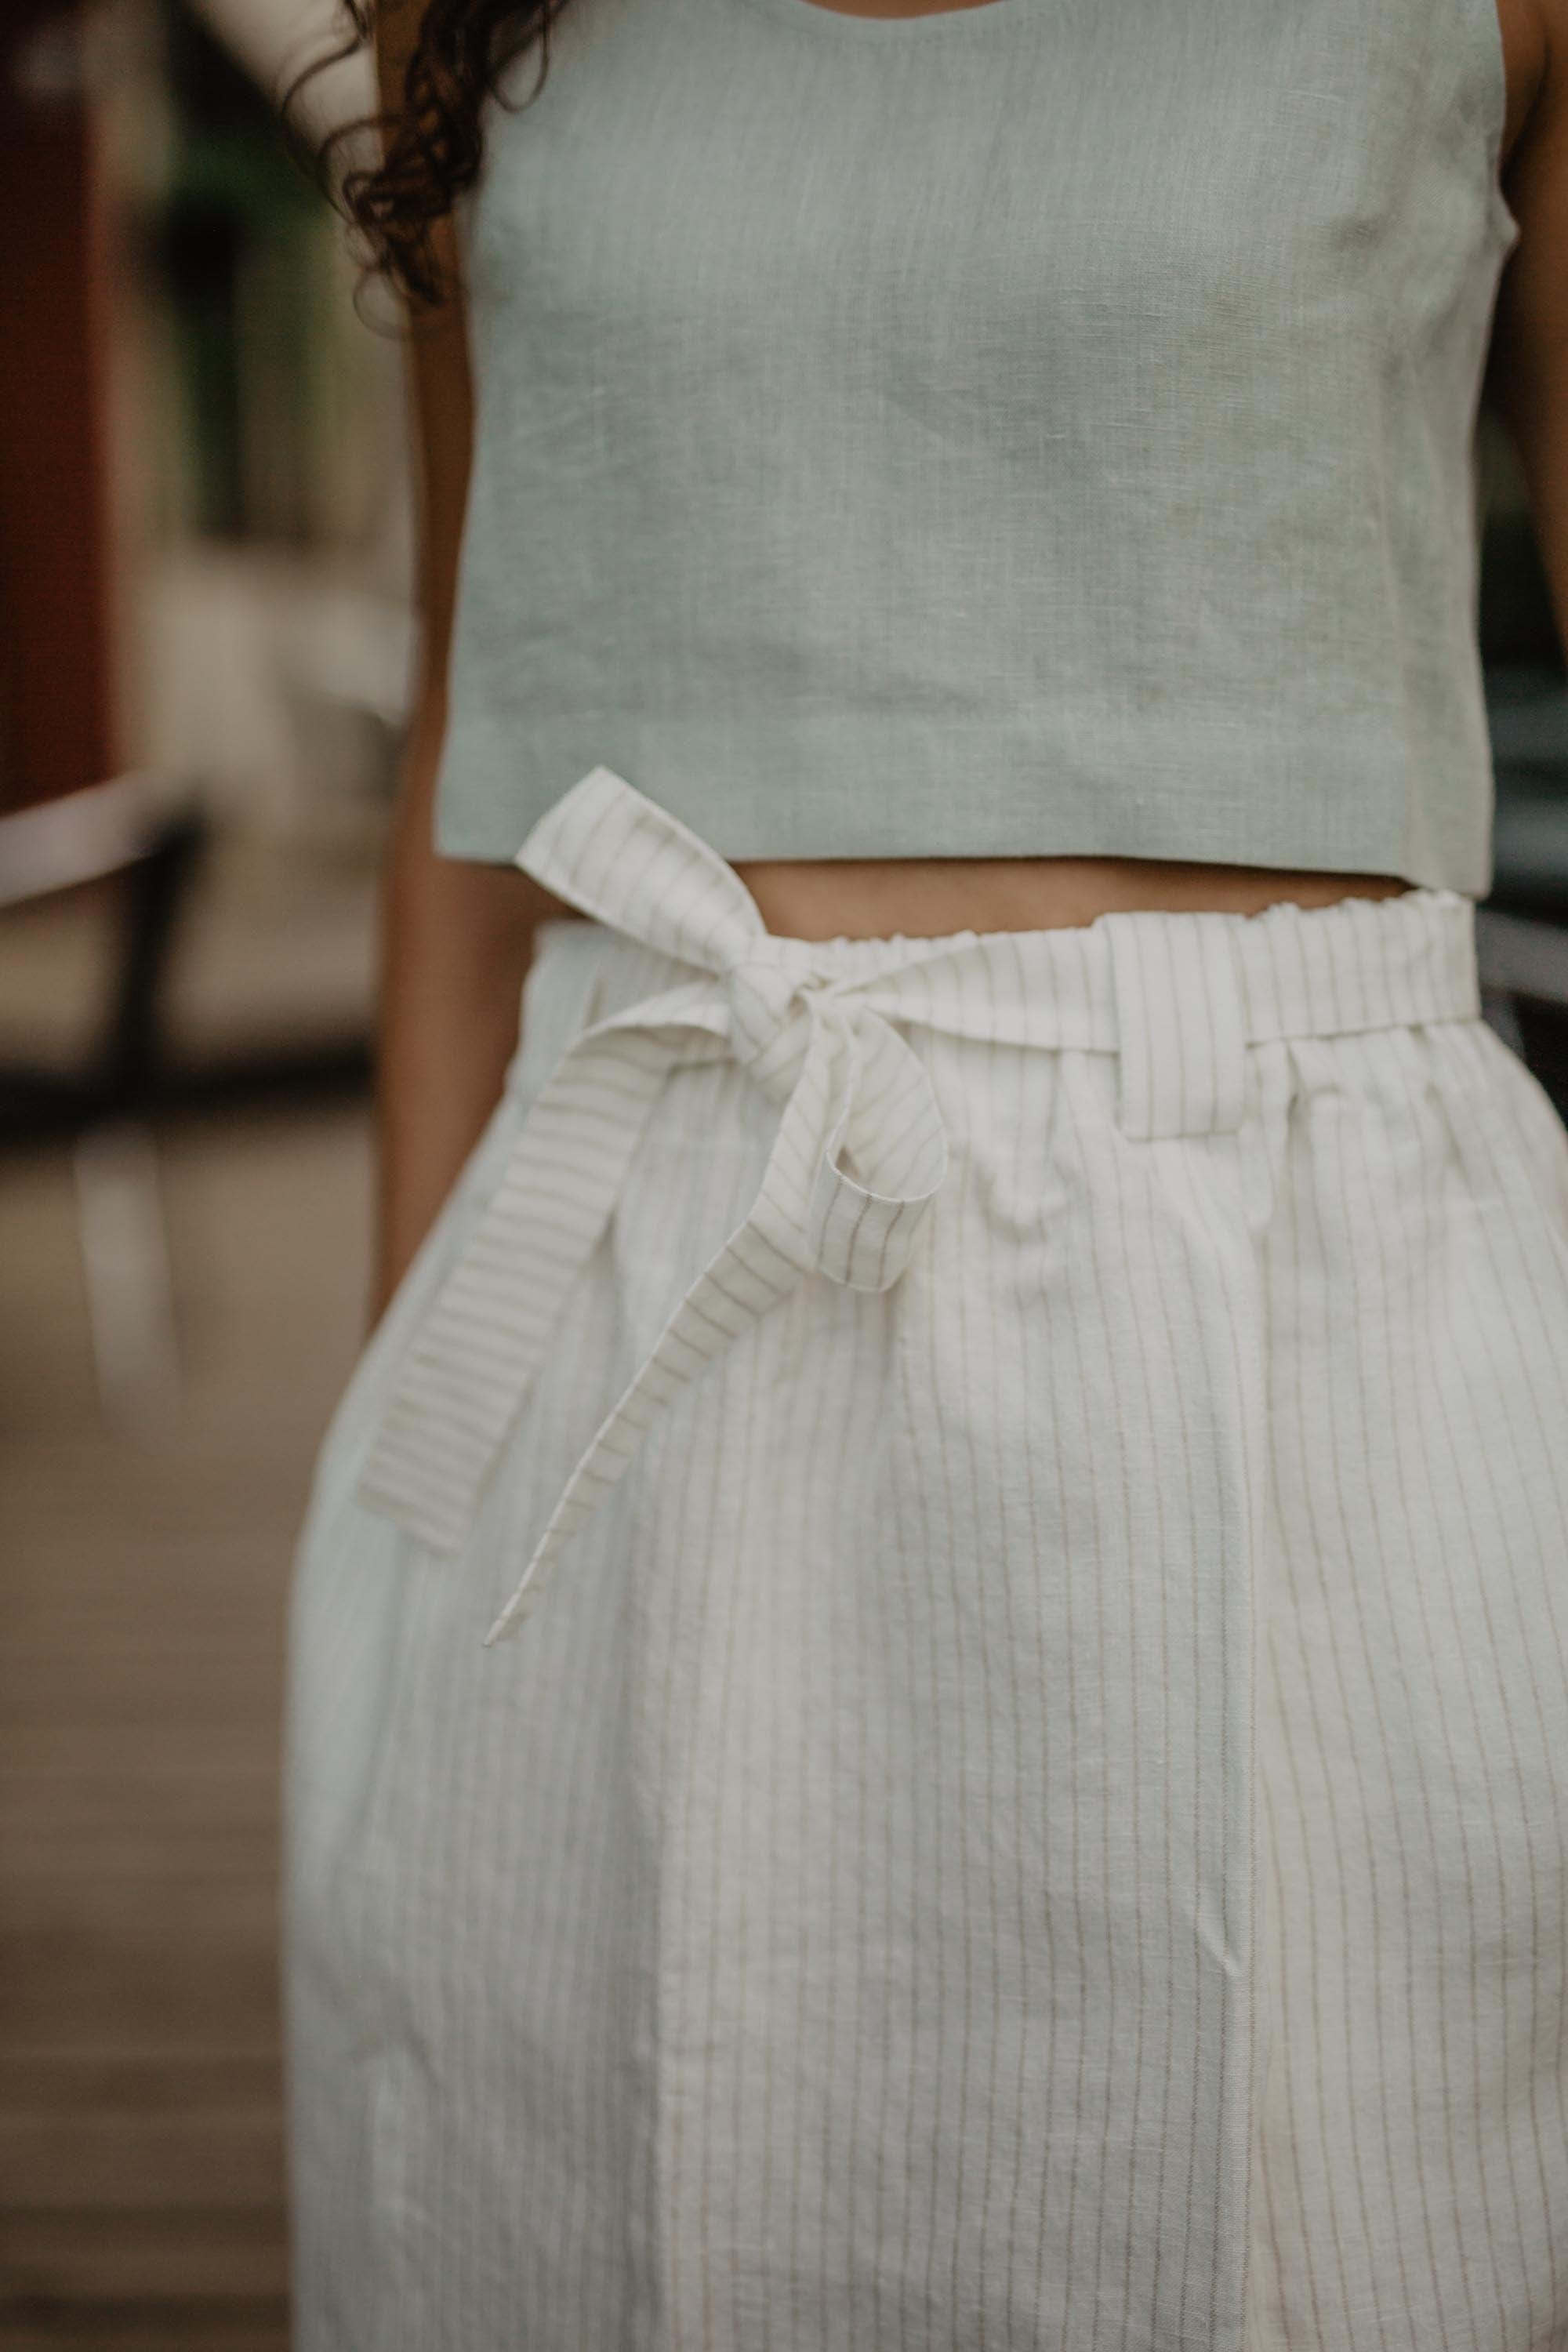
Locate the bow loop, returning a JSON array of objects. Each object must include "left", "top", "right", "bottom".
[{"left": 807, "top": 1007, "right": 949, "bottom": 1293}]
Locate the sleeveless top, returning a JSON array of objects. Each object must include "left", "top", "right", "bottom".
[{"left": 432, "top": 0, "right": 1520, "bottom": 894}]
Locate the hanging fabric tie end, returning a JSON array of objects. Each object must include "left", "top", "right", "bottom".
[{"left": 354, "top": 767, "right": 954, "bottom": 1645}]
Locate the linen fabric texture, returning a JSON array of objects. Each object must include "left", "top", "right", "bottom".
[
  {"left": 286, "top": 771, "right": 1568, "bottom": 2350},
  {"left": 433, "top": 0, "right": 1519, "bottom": 891}
]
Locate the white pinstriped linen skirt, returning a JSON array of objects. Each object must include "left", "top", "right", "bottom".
[{"left": 284, "top": 768, "right": 1568, "bottom": 2351}]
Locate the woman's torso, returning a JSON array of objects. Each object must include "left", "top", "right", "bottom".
[{"left": 443, "top": 0, "right": 1527, "bottom": 938}]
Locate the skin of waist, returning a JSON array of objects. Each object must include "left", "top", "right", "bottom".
[
  {"left": 729, "top": 856, "right": 1414, "bottom": 940},
  {"left": 539, "top": 856, "right": 1416, "bottom": 944}
]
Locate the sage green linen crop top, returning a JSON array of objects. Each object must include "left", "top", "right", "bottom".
[{"left": 433, "top": 0, "right": 1521, "bottom": 895}]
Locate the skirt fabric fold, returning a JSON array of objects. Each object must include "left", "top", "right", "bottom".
[{"left": 284, "top": 770, "right": 1568, "bottom": 2350}]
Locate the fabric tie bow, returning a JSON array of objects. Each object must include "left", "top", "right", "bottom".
[{"left": 356, "top": 768, "right": 956, "bottom": 1644}]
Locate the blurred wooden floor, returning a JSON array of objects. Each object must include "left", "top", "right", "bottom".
[{"left": 0, "top": 1103, "right": 369, "bottom": 2348}]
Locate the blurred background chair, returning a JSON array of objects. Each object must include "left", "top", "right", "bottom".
[{"left": 0, "top": 773, "right": 208, "bottom": 1419}]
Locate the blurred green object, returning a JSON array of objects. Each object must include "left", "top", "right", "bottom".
[{"left": 155, "top": 0, "right": 334, "bottom": 542}]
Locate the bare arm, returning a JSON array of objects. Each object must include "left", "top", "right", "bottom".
[
  {"left": 367, "top": 8, "right": 572, "bottom": 1323},
  {"left": 1491, "top": 0, "right": 1568, "bottom": 649}
]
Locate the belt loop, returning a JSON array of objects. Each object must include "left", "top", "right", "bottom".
[{"left": 1104, "top": 911, "right": 1250, "bottom": 1142}]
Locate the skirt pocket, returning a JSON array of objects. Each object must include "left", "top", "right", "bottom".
[{"left": 296, "top": 918, "right": 610, "bottom": 1539}]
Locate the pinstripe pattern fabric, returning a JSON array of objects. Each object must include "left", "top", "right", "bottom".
[{"left": 284, "top": 774, "right": 1568, "bottom": 2350}]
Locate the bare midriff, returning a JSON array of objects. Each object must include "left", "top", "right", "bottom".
[
  {"left": 723, "top": 855, "right": 1414, "bottom": 943},
  {"left": 532, "top": 854, "right": 1413, "bottom": 945}
]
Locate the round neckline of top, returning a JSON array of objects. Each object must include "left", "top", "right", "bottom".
[{"left": 734, "top": 0, "right": 1040, "bottom": 35}]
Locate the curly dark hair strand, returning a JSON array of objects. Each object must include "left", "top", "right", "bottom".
[{"left": 286, "top": 0, "right": 559, "bottom": 308}]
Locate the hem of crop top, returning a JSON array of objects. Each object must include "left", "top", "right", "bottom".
[
  {"left": 435, "top": 800, "right": 1488, "bottom": 901},
  {"left": 430, "top": 727, "right": 1493, "bottom": 899}
]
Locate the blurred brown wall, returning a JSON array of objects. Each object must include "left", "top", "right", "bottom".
[{"left": 1, "top": 0, "right": 120, "bottom": 813}]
